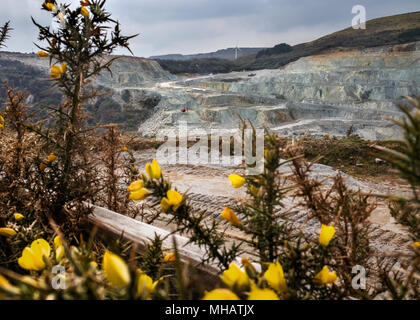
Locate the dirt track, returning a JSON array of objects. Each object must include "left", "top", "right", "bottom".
[{"left": 132, "top": 149, "right": 413, "bottom": 260}]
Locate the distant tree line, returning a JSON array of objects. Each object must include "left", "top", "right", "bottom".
[
  {"left": 157, "top": 58, "right": 235, "bottom": 75},
  {"left": 256, "top": 43, "right": 293, "bottom": 59}
]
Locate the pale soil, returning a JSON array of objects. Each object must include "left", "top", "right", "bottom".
[{"left": 131, "top": 149, "right": 414, "bottom": 259}]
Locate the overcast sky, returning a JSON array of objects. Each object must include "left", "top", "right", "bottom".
[{"left": 0, "top": 0, "right": 419, "bottom": 57}]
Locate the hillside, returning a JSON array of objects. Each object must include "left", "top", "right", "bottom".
[
  {"left": 150, "top": 47, "right": 266, "bottom": 61},
  {"left": 0, "top": 53, "right": 176, "bottom": 130},
  {"left": 157, "top": 11, "right": 420, "bottom": 74}
]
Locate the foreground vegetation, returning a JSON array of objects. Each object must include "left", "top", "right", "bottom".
[{"left": 0, "top": 1, "right": 418, "bottom": 300}]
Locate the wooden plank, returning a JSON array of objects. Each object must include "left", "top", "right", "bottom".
[{"left": 88, "top": 204, "right": 221, "bottom": 277}]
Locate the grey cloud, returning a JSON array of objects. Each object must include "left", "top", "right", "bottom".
[{"left": 0, "top": 0, "right": 419, "bottom": 57}]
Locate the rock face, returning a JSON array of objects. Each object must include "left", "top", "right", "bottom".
[
  {"left": 139, "top": 42, "right": 420, "bottom": 140},
  {"left": 2, "top": 41, "right": 419, "bottom": 139},
  {"left": 0, "top": 52, "right": 176, "bottom": 88},
  {"left": 0, "top": 52, "right": 176, "bottom": 129}
]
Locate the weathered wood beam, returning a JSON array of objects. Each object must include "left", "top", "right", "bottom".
[{"left": 88, "top": 204, "right": 221, "bottom": 278}]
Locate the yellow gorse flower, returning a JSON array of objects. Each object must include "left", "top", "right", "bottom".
[
  {"left": 18, "top": 239, "right": 51, "bottom": 271},
  {"left": 40, "top": 163, "right": 47, "bottom": 171},
  {"left": 54, "top": 236, "right": 65, "bottom": 261},
  {"left": 37, "top": 51, "right": 49, "bottom": 58},
  {"left": 202, "top": 289, "right": 240, "bottom": 300},
  {"left": 229, "top": 174, "right": 245, "bottom": 188},
  {"left": 413, "top": 242, "right": 420, "bottom": 249},
  {"left": 248, "top": 287, "right": 279, "bottom": 300},
  {"left": 50, "top": 64, "right": 67, "bottom": 78},
  {"left": 14, "top": 213, "right": 24, "bottom": 221},
  {"left": 123, "top": 146, "right": 128, "bottom": 152},
  {"left": 102, "top": 251, "right": 131, "bottom": 288},
  {"left": 0, "top": 228, "right": 17, "bottom": 238},
  {"left": 44, "top": 2, "right": 56, "bottom": 11},
  {"left": 137, "top": 274, "right": 159, "bottom": 298},
  {"left": 127, "top": 180, "right": 144, "bottom": 192},
  {"left": 47, "top": 152, "right": 57, "bottom": 163},
  {"left": 264, "top": 261, "right": 288, "bottom": 293},
  {"left": 145, "top": 159, "right": 162, "bottom": 179},
  {"left": 160, "top": 190, "right": 183, "bottom": 213},
  {"left": 127, "top": 180, "right": 149, "bottom": 201},
  {"left": 221, "top": 263, "right": 250, "bottom": 292},
  {"left": 80, "top": 6, "right": 90, "bottom": 18},
  {"left": 0, "top": 114, "right": 4, "bottom": 132},
  {"left": 129, "top": 188, "right": 149, "bottom": 201},
  {"left": 319, "top": 224, "right": 336, "bottom": 247},
  {"left": 221, "top": 207, "right": 242, "bottom": 227},
  {"left": 164, "top": 253, "right": 176, "bottom": 263},
  {"left": 314, "top": 266, "right": 338, "bottom": 285}
]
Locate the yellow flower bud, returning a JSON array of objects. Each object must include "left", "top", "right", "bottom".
[
  {"left": 129, "top": 188, "right": 149, "bottom": 201},
  {"left": 45, "top": 2, "right": 56, "bottom": 11},
  {"left": 50, "top": 65, "right": 62, "bottom": 78},
  {"left": 264, "top": 261, "right": 288, "bottom": 293},
  {"left": 55, "top": 245, "right": 65, "bottom": 261},
  {"left": 229, "top": 174, "right": 245, "bottom": 188},
  {"left": 53, "top": 236, "right": 62, "bottom": 250},
  {"left": 160, "top": 197, "right": 170, "bottom": 213},
  {"left": 37, "top": 51, "right": 49, "bottom": 58},
  {"left": 164, "top": 253, "right": 176, "bottom": 263},
  {"left": 0, "top": 228, "right": 17, "bottom": 238},
  {"left": 50, "top": 64, "right": 66, "bottom": 79},
  {"left": 53, "top": 236, "right": 65, "bottom": 261},
  {"left": 248, "top": 288, "right": 279, "bottom": 300},
  {"left": 319, "top": 224, "right": 336, "bottom": 247},
  {"left": 202, "top": 289, "right": 240, "bottom": 300},
  {"left": 127, "top": 180, "right": 144, "bottom": 192},
  {"left": 123, "top": 146, "right": 128, "bottom": 152},
  {"left": 47, "top": 152, "right": 57, "bottom": 163},
  {"left": 40, "top": 163, "right": 47, "bottom": 171},
  {"left": 137, "top": 270, "right": 159, "bottom": 298},
  {"left": 80, "top": 6, "right": 90, "bottom": 18},
  {"left": 14, "top": 213, "right": 24, "bottom": 221},
  {"left": 221, "top": 263, "right": 250, "bottom": 292},
  {"left": 221, "top": 207, "right": 242, "bottom": 227},
  {"left": 413, "top": 242, "right": 420, "bottom": 249},
  {"left": 160, "top": 190, "right": 183, "bottom": 212},
  {"left": 60, "top": 63, "right": 67, "bottom": 73},
  {"left": 102, "top": 251, "right": 131, "bottom": 288},
  {"left": 145, "top": 159, "right": 162, "bottom": 179},
  {"left": 314, "top": 266, "right": 338, "bottom": 285}
]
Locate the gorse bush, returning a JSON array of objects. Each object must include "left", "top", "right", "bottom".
[
  {"left": 0, "top": 0, "right": 135, "bottom": 269},
  {"left": 0, "top": 21, "right": 11, "bottom": 50}
]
